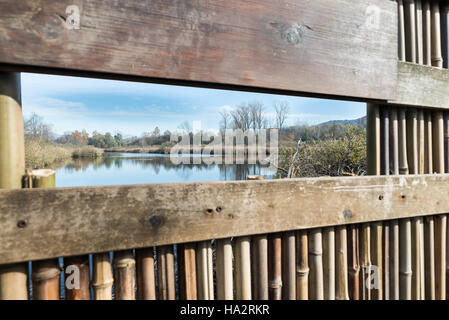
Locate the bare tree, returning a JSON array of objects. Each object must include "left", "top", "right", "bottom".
[
  {"left": 274, "top": 101, "right": 289, "bottom": 134},
  {"left": 248, "top": 101, "right": 265, "bottom": 132},
  {"left": 230, "top": 103, "right": 251, "bottom": 131},
  {"left": 24, "top": 113, "right": 53, "bottom": 141},
  {"left": 219, "top": 110, "right": 231, "bottom": 133}
]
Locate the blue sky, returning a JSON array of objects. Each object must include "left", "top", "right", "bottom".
[{"left": 21, "top": 73, "right": 366, "bottom": 137}]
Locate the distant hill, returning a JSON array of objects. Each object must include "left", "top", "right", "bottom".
[{"left": 317, "top": 116, "right": 366, "bottom": 128}]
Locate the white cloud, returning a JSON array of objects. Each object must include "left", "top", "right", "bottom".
[{"left": 23, "top": 97, "right": 87, "bottom": 117}]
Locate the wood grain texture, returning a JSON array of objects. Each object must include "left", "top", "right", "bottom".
[
  {"left": 389, "top": 62, "right": 449, "bottom": 109},
  {"left": 0, "top": 0, "right": 397, "bottom": 101},
  {"left": 3, "top": 175, "right": 449, "bottom": 265}
]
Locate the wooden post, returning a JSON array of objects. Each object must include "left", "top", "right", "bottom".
[
  {"left": 113, "top": 250, "right": 136, "bottom": 300},
  {"left": 308, "top": 228, "right": 323, "bottom": 300},
  {"left": 281, "top": 231, "right": 296, "bottom": 300},
  {"left": 92, "top": 252, "right": 113, "bottom": 300},
  {"left": 348, "top": 225, "right": 360, "bottom": 300},
  {"left": 0, "top": 72, "right": 27, "bottom": 300},
  {"left": 431, "top": 0, "right": 443, "bottom": 67},
  {"left": 216, "top": 238, "right": 233, "bottom": 300},
  {"left": 268, "top": 233, "right": 282, "bottom": 300},
  {"left": 323, "top": 227, "right": 335, "bottom": 300},
  {"left": 64, "top": 255, "right": 91, "bottom": 300},
  {"left": 30, "top": 170, "right": 60, "bottom": 300},
  {"left": 335, "top": 226, "right": 349, "bottom": 300},
  {"left": 296, "top": 230, "right": 309, "bottom": 300}
]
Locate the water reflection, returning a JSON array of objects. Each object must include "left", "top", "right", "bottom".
[{"left": 55, "top": 153, "right": 274, "bottom": 187}]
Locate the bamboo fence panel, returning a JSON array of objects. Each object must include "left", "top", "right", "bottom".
[
  {"left": 423, "top": 1, "right": 432, "bottom": 65},
  {"left": 348, "top": 225, "right": 360, "bottom": 300},
  {"left": 405, "top": 0, "right": 417, "bottom": 63},
  {"left": 335, "top": 226, "right": 349, "bottom": 300},
  {"left": 157, "top": 245, "right": 176, "bottom": 300},
  {"left": 416, "top": 0, "right": 424, "bottom": 64},
  {"left": 252, "top": 235, "right": 268, "bottom": 300},
  {"left": 431, "top": 0, "right": 443, "bottom": 67},
  {"left": 389, "top": 219, "right": 400, "bottom": 300}
]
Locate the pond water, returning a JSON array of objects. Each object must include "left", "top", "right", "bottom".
[{"left": 55, "top": 153, "right": 276, "bottom": 187}]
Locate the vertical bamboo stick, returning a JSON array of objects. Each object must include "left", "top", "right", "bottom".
[
  {"left": 435, "top": 215, "right": 447, "bottom": 300},
  {"left": 390, "top": 108, "right": 399, "bottom": 175},
  {"left": 178, "top": 243, "right": 197, "bottom": 300},
  {"left": 348, "top": 225, "right": 360, "bottom": 300},
  {"left": 433, "top": 111, "right": 445, "bottom": 173},
  {"left": 113, "top": 250, "right": 135, "bottom": 300},
  {"left": 431, "top": 0, "right": 443, "bottom": 67},
  {"left": 425, "top": 216, "right": 436, "bottom": 299},
  {"left": 411, "top": 218, "right": 422, "bottom": 299},
  {"left": 30, "top": 170, "right": 60, "bottom": 300},
  {"left": 65, "top": 256, "right": 90, "bottom": 300},
  {"left": 296, "top": 230, "right": 309, "bottom": 300},
  {"left": 360, "top": 224, "right": 372, "bottom": 300},
  {"left": 381, "top": 106, "right": 390, "bottom": 175},
  {"left": 323, "top": 227, "right": 335, "bottom": 300},
  {"left": 136, "top": 248, "right": 156, "bottom": 300},
  {"left": 399, "top": 109, "right": 409, "bottom": 175},
  {"left": 0, "top": 72, "right": 27, "bottom": 300},
  {"left": 235, "top": 237, "right": 251, "bottom": 300},
  {"left": 370, "top": 222, "right": 383, "bottom": 300},
  {"left": 389, "top": 220, "right": 400, "bottom": 300},
  {"left": 400, "top": 219, "right": 412, "bottom": 300},
  {"left": 442, "top": 2, "right": 449, "bottom": 68},
  {"left": 196, "top": 242, "right": 212, "bottom": 300},
  {"left": 407, "top": 108, "right": 418, "bottom": 174},
  {"left": 399, "top": 0, "right": 407, "bottom": 61},
  {"left": 281, "top": 231, "right": 296, "bottom": 300},
  {"left": 423, "top": 1, "right": 432, "bottom": 65},
  {"left": 367, "top": 104, "right": 381, "bottom": 175},
  {"left": 425, "top": 111, "right": 433, "bottom": 173},
  {"left": 383, "top": 223, "right": 390, "bottom": 300},
  {"left": 216, "top": 239, "right": 233, "bottom": 300},
  {"left": 157, "top": 246, "right": 167, "bottom": 300},
  {"left": 419, "top": 218, "right": 425, "bottom": 299},
  {"left": 308, "top": 228, "right": 323, "bottom": 300},
  {"left": 444, "top": 112, "right": 449, "bottom": 172},
  {"left": 416, "top": 0, "right": 424, "bottom": 64},
  {"left": 405, "top": 0, "right": 417, "bottom": 63},
  {"left": 268, "top": 233, "right": 282, "bottom": 300},
  {"left": 92, "top": 252, "right": 113, "bottom": 300},
  {"left": 335, "top": 226, "right": 349, "bottom": 300},
  {"left": 418, "top": 110, "right": 425, "bottom": 174},
  {"left": 252, "top": 235, "right": 268, "bottom": 299}
]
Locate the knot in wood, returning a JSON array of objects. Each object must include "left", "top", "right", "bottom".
[{"left": 149, "top": 215, "right": 162, "bottom": 228}]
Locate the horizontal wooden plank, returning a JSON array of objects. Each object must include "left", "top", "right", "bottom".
[
  {"left": 1, "top": 174, "right": 449, "bottom": 265},
  {"left": 0, "top": 0, "right": 397, "bottom": 101},
  {"left": 388, "top": 62, "right": 449, "bottom": 109}
]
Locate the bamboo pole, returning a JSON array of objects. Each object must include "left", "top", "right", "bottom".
[
  {"left": 444, "top": 112, "right": 449, "bottom": 172},
  {"left": 281, "top": 231, "right": 296, "bottom": 300},
  {"left": 423, "top": 1, "right": 432, "bottom": 65},
  {"left": 367, "top": 104, "right": 381, "bottom": 175},
  {"left": 360, "top": 224, "right": 371, "bottom": 300},
  {"left": 389, "top": 220, "right": 400, "bottom": 300},
  {"left": 407, "top": 108, "right": 418, "bottom": 174},
  {"left": 0, "top": 72, "right": 27, "bottom": 300},
  {"left": 30, "top": 170, "right": 60, "bottom": 300},
  {"left": 65, "top": 255, "right": 91, "bottom": 300},
  {"left": 216, "top": 238, "right": 233, "bottom": 300},
  {"left": 308, "top": 228, "right": 323, "bottom": 300},
  {"left": 400, "top": 219, "right": 412, "bottom": 300},
  {"left": 158, "top": 245, "right": 176, "bottom": 300},
  {"left": 433, "top": 111, "right": 445, "bottom": 173},
  {"left": 348, "top": 225, "right": 360, "bottom": 300},
  {"left": 425, "top": 216, "right": 436, "bottom": 299},
  {"left": 390, "top": 108, "right": 399, "bottom": 175},
  {"left": 92, "top": 252, "right": 113, "bottom": 300},
  {"left": 178, "top": 243, "right": 196, "bottom": 300},
  {"left": 323, "top": 227, "right": 335, "bottom": 300},
  {"left": 418, "top": 110, "right": 425, "bottom": 174},
  {"left": 416, "top": 0, "right": 424, "bottom": 64},
  {"left": 296, "top": 230, "right": 309, "bottom": 300},
  {"left": 399, "top": 109, "right": 409, "bottom": 175},
  {"left": 383, "top": 223, "right": 390, "bottom": 300},
  {"left": 435, "top": 215, "right": 447, "bottom": 300},
  {"left": 405, "top": 0, "right": 417, "bottom": 63},
  {"left": 399, "top": 0, "right": 407, "bottom": 61},
  {"left": 431, "top": 0, "right": 443, "bottom": 67},
  {"left": 235, "top": 237, "right": 251, "bottom": 300},
  {"left": 443, "top": 2, "right": 449, "bottom": 68},
  {"left": 381, "top": 106, "right": 390, "bottom": 175},
  {"left": 370, "top": 222, "right": 383, "bottom": 300},
  {"left": 335, "top": 226, "right": 349, "bottom": 300},
  {"left": 411, "top": 218, "right": 423, "bottom": 299},
  {"left": 268, "top": 233, "right": 282, "bottom": 300},
  {"left": 113, "top": 250, "right": 135, "bottom": 300},
  {"left": 252, "top": 235, "right": 268, "bottom": 299},
  {"left": 425, "top": 111, "right": 433, "bottom": 173},
  {"left": 136, "top": 248, "right": 156, "bottom": 300}
]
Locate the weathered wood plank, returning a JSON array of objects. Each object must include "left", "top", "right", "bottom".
[
  {"left": 1, "top": 174, "right": 449, "bottom": 265},
  {"left": 389, "top": 61, "right": 449, "bottom": 109},
  {"left": 0, "top": 0, "right": 397, "bottom": 101}
]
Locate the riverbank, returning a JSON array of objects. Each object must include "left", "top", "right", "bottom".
[{"left": 25, "top": 139, "right": 103, "bottom": 169}]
